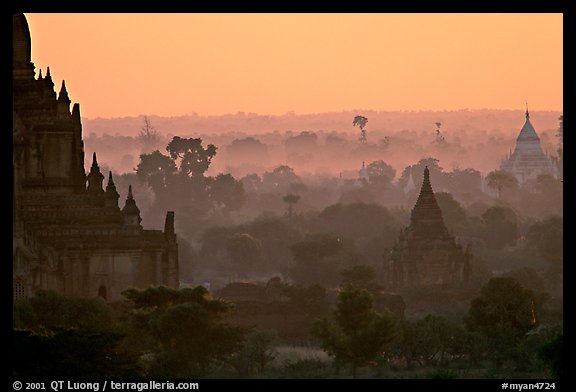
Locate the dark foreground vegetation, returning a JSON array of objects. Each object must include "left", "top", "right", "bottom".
[{"left": 13, "top": 278, "right": 562, "bottom": 379}]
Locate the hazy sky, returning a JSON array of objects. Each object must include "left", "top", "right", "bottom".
[{"left": 26, "top": 13, "right": 562, "bottom": 119}]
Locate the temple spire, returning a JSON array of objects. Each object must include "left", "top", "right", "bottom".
[
  {"left": 409, "top": 166, "right": 448, "bottom": 238},
  {"left": 58, "top": 80, "right": 70, "bottom": 101},
  {"left": 107, "top": 171, "right": 115, "bottom": 186},
  {"left": 105, "top": 171, "right": 120, "bottom": 208},
  {"left": 86, "top": 152, "right": 104, "bottom": 194},
  {"left": 38, "top": 69, "right": 43, "bottom": 79},
  {"left": 525, "top": 101, "right": 530, "bottom": 119},
  {"left": 122, "top": 184, "right": 142, "bottom": 227}
]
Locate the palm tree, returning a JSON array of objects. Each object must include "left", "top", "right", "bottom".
[
  {"left": 353, "top": 115, "right": 368, "bottom": 144},
  {"left": 283, "top": 193, "right": 301, "bottom": 218}
]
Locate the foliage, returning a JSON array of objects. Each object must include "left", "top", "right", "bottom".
[
  {"left": 138, "top": 115, "right": 162, "bottom": 153},
  {"left": 13, "top": 328, "right": 141, "bottom": 379},
  {"left": 226, "top": 233, "right": 263, "bottom": 278},
  {"left": 435, "top": 192, "right": 467, "bottom": 229},
  {"left": 539, "top": 331, "right": 562, "bottom": 379},
  {"left": 227, "top": 329, "right": 278, "bottom": 377},
  {"left": 527, "top": 216, "right": 563, "bottom": 274},
  {"left": 366, "top": 160, "right": 396, "bottom": 182},
  {"left": 262, "top": 165, "right": 301, "bottom": 191},
  {"left": 352, "top": 115, "right": 368, "bottom": 130},
  {"left": 353, "top": 115, "right": 368, "bottom": 144},
  {"left": 13, "top": 290, "right": 114, "bottom": 333},
  {"left": 13, "top": 290, "right": 140, "bottom": 378},
  {"left": 208, "top": 173, "right": 247, "bottom": 213},
  {"left": 465, "top": 277, "right": 538, "bottom": 352},
  {"left": 399, "top": 157, "right": 447, "bottom": 191},
  {"left": 312, "top": 286, "right": 397, "bottom": 378},
  {"left": 276, "top": 358, "right": 329, "bottom": 379},
  {"left": 122, "top": 286, "right": 244, "bottom": 378},
  {"left": 166, "top": 136, "right": 217, "bottom": 178},
  {"left": 135, "top": 150, "right": 177, "bottom": 193},
  {"left": 392, "top": 314, "right": 468, "bottom": 368},
  {"left": 426, "top": 369, "right": 458, "bottom": 379},
  {"left": 283, "top": 193, "right": 301, "bottom": 217},
  {"left": 340, "top": 265, "right": 381, "bottom": 293},
  {"left": 290, "top": 233, "right": 348, "bottom": 286},
  {"left": 481, "top": 206, "right": 518, "bottom": 249},
  {"left": 486, "top": 170, "right": 517, "bottom": 198},
  {"left": 281, "top": 284, "right": 328, "bottom": 317},
  {"left": 319, "top": 202, "right": 399, "bottom": 242},
  {"left": 503, "top": 267, "right": 546, "bottom": 293}
]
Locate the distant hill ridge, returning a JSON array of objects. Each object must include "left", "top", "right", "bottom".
[{"left": 83, "top": 109, "right": 562, "bottom": 137}]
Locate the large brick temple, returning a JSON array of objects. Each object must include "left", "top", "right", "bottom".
[
  {"left": 13, "top": 13, "right": 178, "bottom": 302},
  {"left": 384, "top": 166, "right": 470, "bottom": 288}
]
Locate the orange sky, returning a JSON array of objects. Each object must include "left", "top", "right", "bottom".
[{"left": 25, "top": 13, "right": 562, "bottom": 119}]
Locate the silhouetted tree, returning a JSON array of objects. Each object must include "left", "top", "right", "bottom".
[
  {"left": 399, "top": 157, "right": 447, "bottom": 191},
  {"left": 136, "top": 150, "right": 177, "bottom": 193},
  {"left": 226, "top": 137, "right": 268, "bottom": 159},
  {"left": 539, "top": 331, "right": 562, "bottom": 379},
  {"left": 262, "top": 165, "right": 301, "bottom": 191},
  {"left": 283, "top": 193, "right": 301, "bottom": 218},
  {"left": 465, "top": 277, "right": 538, "bottom": 357},
  {"left": 340, "top": 265, "right": 381, "bottom": 293},
  {"left": 209, "top": 173, "right": 246, "bottom": 213},
  {"left": 392, "top": 314, "right": 467, "bottom": 368},
  {"left": 13, "top": 329, "right": 141, "bottom": 379},
  {"left": 227, "top": 329, "right": 278, "bottom": 377},
  {"left": 281, "top": 284, "right": 328, "bottom": 317},
  {"left": 318, "top": 202, "right": 400, "bottom": 243},
  {"left": 122, "top": 286, "right": 244, "bottom": 378},
  {"left": 226, "top": 233, "right": 263, "bottom": 278},
  {"left": 527, "top": 216, "right": 563, "bottom": 277},
  {"left": 13, "top": 290, "right": 141, "bottom": 378},
  {"left": 448, "top": 167, "right": 482, "bottom": 199},
  {"left": 290, "top": 233, "right": 345, "bottom": 286},
  {"left": 353, "top": 115, "right": 368, "bottom": 144},
  {"left": 486, "top": 170, "right": 517, "bottom": 199},
  {"left": 240, "top": 173, "right": 262, "bottom": 193},
  {"left": 481, "top": 205, "right": 518, "bottom": 249},
  {"left": 13, "top": 290, "right": 115, "bottom": 333},
  {"left": 138, "top": 115, "right": 162, "bottom": 153},
  {"left": 313, "top": 286, "right": 396, "bottom": 378},
  {"left": 435, "top": 192, "right": 467, "bottom": 229},
  {"left": 246, "top": 217, "right": 304, "bottom": 273},
  {"left": 166, "top": 136, "right": 217, "bottom": 178},
  {"left": 366, "top": 160, "right": 396, "bottom": 185}
]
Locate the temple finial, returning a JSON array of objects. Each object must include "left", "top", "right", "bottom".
[
  {"left": 107, "top": 171, "right": 115, "bottom": 186},
  {"left": 92, "top": 152, "right": 98, "bottom": 167},
  {"left": 58, "top": 80, "right": 70, "bottom": 101},
  {"left": 525, "top": 101, "right": 530, "bottom": 119}
]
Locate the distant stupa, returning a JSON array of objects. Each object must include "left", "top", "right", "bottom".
[
  {"left": 403, "top": 168, "right": 416, "bottom": 194},
  {"left": 500, "top": 107, "right": 558, "bottom": 184},
  {"left": 358, "top": 161, "right": 369, "bottom": 181}
]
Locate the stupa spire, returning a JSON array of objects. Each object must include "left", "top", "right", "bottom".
[{"left": 409, "top": 166, "right": 448, "bottom": 238}]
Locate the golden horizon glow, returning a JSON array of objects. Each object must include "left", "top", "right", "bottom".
[{"left": 25, "top": 13, "right": 562, "bottom": 119}]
